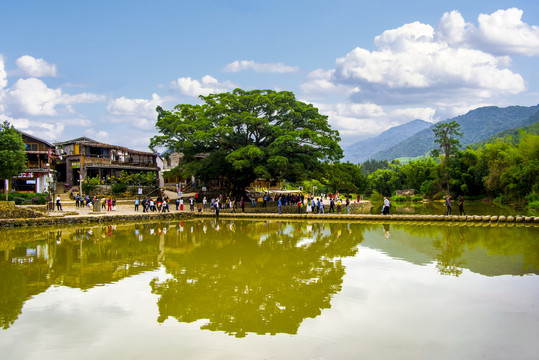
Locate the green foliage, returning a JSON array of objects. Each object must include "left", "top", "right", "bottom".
[
  {"left": 112, "top": 171, "right": 156, "bottom": 186},
  {"left": 367, "top": 168, "right": 403, "bottom": 197},
  {"left": 111, "top": 182, "right": 128, "bottom": 195},
  {"left": 1, "top": 192, "right": 48, "bottom": 205},
  {"left": 433, "top": 120, "right": 463, "bottom": 159},
  {"left": 82, "top": 176, "right": 101, "bottom": 195},
  {"left": 526, "top": 193, "right": 539, "bottom": 213},
  {"left": 361, "top": 159, "right": 392, "bottom": 175},
  {"left": 0, "top": 122, "right": 27, "bottom": 182},
  {"left": 411, "top": 195, "right": 424, "bottom": 202},
  {"left": 372, "top": 105, "right": 539, "bottom": 161},
  {"left": 150, "top": 89, "right": 342, "bottom": 190},
  {"left": 320, "top": 162, "right": 368, "bottom": 194},
  {"left": 368, "top": 190, "right": 384, "bottom": 203},
  {"left": 420, "top": 180, "right": 435, "bottom": 197},
  {"left": 392, "top": 195, "right": 407, "bottom": 202},
  {"left": 479, "top": 132, "right": 539, "bottom": 201},
  {"left": 399, "top": 158, "right": 435, "bottom": 191}
]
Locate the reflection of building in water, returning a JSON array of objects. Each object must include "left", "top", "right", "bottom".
[{"left": 0, "top": 225, "right": 164, "bottom": 329}]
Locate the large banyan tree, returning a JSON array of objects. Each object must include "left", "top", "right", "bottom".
[{"left": 150, "top": 89, "right": 342, "bottom": 194}]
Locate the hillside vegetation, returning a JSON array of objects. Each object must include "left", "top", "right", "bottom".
[{"left": 370, "top": 105, "right": 539, "bottom": 161}]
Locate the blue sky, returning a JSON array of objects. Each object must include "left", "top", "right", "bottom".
[{"left": 1, "top": 0, "right": 538, "bottom": 151}]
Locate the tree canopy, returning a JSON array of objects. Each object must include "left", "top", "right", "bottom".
[
  {"left": 0, "top": 122, "right": 26, "bottom": 199},
  {"left": 150, "top": 89, "right": 342, "bottom": 190},
  {"left": 433, "top": 121, "right": 462, "bottom": 159}
]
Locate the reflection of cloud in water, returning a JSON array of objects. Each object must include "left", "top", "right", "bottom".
[{"left": 296, "top": 237, "right": 316, "bottom": 248}]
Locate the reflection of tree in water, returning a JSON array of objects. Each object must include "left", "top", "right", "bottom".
[
  {"left": 151, "top": 220, "right": 364, "bottom": 337},
  {"left": 0, "top": 264, "right": 26, "bottom": 330},
  {"left": 433, "top": 227, "right": 465, "bottom": 277}
]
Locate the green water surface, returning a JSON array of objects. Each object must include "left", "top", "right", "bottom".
[{"left": 0, "top": 220, "right": 537, "bottom": 359}]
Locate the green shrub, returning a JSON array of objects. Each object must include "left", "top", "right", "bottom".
[
  {"left": 369, "top": 190, "right": 383, "bottom": 203},
  {"left": 525, "top": 193, "right": 539, "bottom": 213},
  {"left": 432, "top": 192, "right": 446, "bottom": 200},
  {"left": 82, "top": 176, "right": 100, "bottom": 195},
  {"left": 392, "top": 195, "right": 407, "bottom": 202},
  {"left": 494, "top": 195, "right": 510, "bottom": 204},
  {"left": 411, "top": 195, "right": 424, "bottom": 202},
  {"left": 111, "top": 182, "right": 128, "bottom": 195},
  {"left": 2, "top": 192, "right": 48, "bottom": 205},
  {"left": 420, "top": 180, "right": 435, "bottom": 197}
]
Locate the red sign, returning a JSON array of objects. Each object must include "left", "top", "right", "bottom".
[{"left": 18, "top": 172, "right": 34, "bottom": 178}]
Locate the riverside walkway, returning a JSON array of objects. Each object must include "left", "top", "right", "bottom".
[{"left": 1, "top": 200, "right": 538, "bottom": 228}]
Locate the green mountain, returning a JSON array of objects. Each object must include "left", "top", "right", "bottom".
[
  {"left": 343, "top": 119, "right": 431, "bottom": 163},
  {"left": 478, "top": 110, "right": 539, "bottom": 145},
  {"left": 370, "top": 104, "right": 539, "bottom": 161}
]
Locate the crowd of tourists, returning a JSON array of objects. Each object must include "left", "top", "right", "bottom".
[{"left": 66, "top": 190, "right": 466, "bottom": 216}]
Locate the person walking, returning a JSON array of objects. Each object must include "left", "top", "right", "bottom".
[
  {"left": 458, "top": 195, "right": 465, "bottom": 215},
  {"left": 55, "top": 195, "right": 62, "bottom": 211},
  {"left": 278, "top": 197, "right": 282, "bottom": 214},
  {"left": 189, "top": 197, "right": 194, "bottom": 211},
  {"left": 382, "top": 197, "right": 390, "bottom": 215},
  {"left": 214, "top": 199, "right": 220, "bottom": 217},
  {"left": 445, "top": 195, "right": 452, "bottom": 216},
  {"left": 346, "top": 197, "right": 350, "bottom": 214},
  {"left": 329, "top": 198, "right": 335, "bottom": 213},
  {"left": 318, "top": 198, "right": 324, "bottom": 214},
  {"left": 241, "top": 199, "right": 245, "bottom": 212},
  {"left": 135, "top": 198, "right": 139, "bottom": 211},
  {"left": 203, "top": 197, "right": 207, "bottom": 211},
  {"left": 107, "top": 198, "right": 112, "bottom": 211}
]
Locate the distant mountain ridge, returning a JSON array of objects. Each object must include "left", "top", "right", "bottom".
[
  {"left": 343, "top": 119, "right": 431, "bottom": 163},
  {"left": 368, "top": 104, "right": 539, "bottom": 161}
]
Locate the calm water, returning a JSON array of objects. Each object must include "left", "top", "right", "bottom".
[
  {"left": 370, "top": 200, "right": 537, "bottom": 216},
  {"left": 0, "top": 220, "right": 538, "bottom": 360}
]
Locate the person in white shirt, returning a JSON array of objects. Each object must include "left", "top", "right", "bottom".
[{"left": 382, "top": 197, "right": 390, "bottom": 215}]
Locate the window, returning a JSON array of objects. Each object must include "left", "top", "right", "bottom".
[{"left": 25, "top": 143, "right": 38, "bottom": 151}]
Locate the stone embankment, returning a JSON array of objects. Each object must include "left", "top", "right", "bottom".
[
  {"left": 196, "top": 212, "right": 539, "bottom": 226},
  {"left": 0, "top": 201, "right": 537, "bottom": 228}
]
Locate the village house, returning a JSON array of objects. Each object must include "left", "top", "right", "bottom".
[
  {"left": 6, "top": 131, "right": 58, "bottom": 193},
  {"left": 54, "top": 137, "right": 159, "bottom": 189}
]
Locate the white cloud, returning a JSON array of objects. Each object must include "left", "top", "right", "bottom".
[
  {"left": 4, "top": 78, "right": 104, "bottom": 116},
  {"left": 106, "top": 93, "right": 162, "bottom": 130},
  {"left": 85, "top": 128, "right": 111, "bottom": 143},
  {"left": 223, "top": 60, "right": 299, "bottom": 73},
  {"left": 474, "top": 8, "right": 539, "bottom": 56},
  {"left": 300, "top": 69, "right": 355, "bottom": 96},
  {"left": 1, "top": 113, "right": 66, "bottom": 142},
  {"left": 171, "top": 75, "right": 236, "bottom": 97},
  {"left": 16, "top": 55, "right": 58, "bottom": 77},
  {"left": 313, "top": 102, "right": 437, "bottom": 144},
  {"left": 0, "top": 55, "right": 7, "bottom": 89},
  {"left": 315, "top": 8, "right": 532, "bottom": 113},
  {"left": 107, "top": 93, "right": 161, "bottom": 118}
]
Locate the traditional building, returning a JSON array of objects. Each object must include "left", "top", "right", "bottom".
[
  {"left": 158, "top": 150, "right": 185, "bottom": 190},
  {"left": 11, "top": 131, "right": 57, "bottom": 193},
  {"left": 54, "top": 137, "right": 159, "bottom": 187}
]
